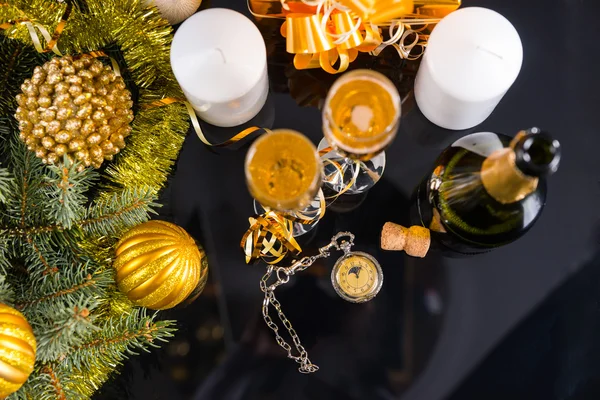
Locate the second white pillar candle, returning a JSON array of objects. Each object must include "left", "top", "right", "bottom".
[{"left": 415, "top": 7, "right": 523, "bottom": 130}]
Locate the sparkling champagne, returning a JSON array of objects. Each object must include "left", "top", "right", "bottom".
[
  {"left": 246, "top": 129, "right": 321, "bottom": 211},
  {"left": 412, "top": 128, "right": 561, "bottom": 254},
  {"left": 323, "top": 70, "right": 400, "bottom": 158}
]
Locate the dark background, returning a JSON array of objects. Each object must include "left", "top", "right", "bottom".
[{"left": 95, "top": 0, "right": 600, "bottom": 399}]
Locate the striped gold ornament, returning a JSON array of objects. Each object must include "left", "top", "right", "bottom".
[
  {"left": 0, "top": 304, "right": 37, "bottom": 398},
  {"left": 114, "top": 220, "right": 208, "bottom": 310}
]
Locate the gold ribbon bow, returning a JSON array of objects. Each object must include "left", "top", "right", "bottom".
[
  {"left": 249, "top": 0, "right": 461, "bottom": 74},
  {"left": 282, "top": 11, "right": 374, "bottom": 74}
]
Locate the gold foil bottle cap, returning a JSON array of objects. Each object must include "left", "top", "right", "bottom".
[
  {"left": 380, "top": 222, "right": 431, "bottom": 258},
  {"left": 481, "top": 128, "right": 561, "bottom": 204}
]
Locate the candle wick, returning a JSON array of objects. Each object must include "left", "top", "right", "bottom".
[
  {"left": 476, "top": 45, "right": 504, "bottom": 60},
  {"left": 215, "top": 48, "right": 227, "bottom": 64}
]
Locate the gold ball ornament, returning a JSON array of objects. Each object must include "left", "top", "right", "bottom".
[
  {"left": 114, "top": 221, "right": 208, "bottom": 310},
  {"left": 14, "top": 55, "right": 134, "bottom": 170},
  {"left": 0, "top": 303, "right": 37, "bottom": 398}
]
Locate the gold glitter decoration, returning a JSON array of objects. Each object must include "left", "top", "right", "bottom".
[
  {"left": 14, "top": 55, "right": 134, "bottom": 170},
  {"left": 0, "top": 303, "right": 37, "bottom": 398},
  {"left": 114, "top": 221, "right": 209, "bottom": 310}
]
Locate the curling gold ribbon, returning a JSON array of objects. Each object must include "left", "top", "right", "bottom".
[
  {"left": 242, "top": 211, "right": 300, "bottom": 264},
  {"left": 319, "top": 146, "right": 361, "bottom": 200},
  {"left": 242, "top": 189, "right": 326, "bottom": 264},
  {"left": 0, "top": 2, "right": 71, "bottom": 55},
  {"left": 143, "top": 98, "right": 268, "bottom": 147},
  {"left": 371, "top": 21, "right": 426, "bottom": 60}
]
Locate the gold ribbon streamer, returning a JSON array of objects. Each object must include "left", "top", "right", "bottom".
[
  {"left": 0, "top": 2, "right": 71, "bottom": 55},
  {"left": 143, "top": 98, "right": 267, "bottom": 147},
  {"left": 242, "top": 189, "right": 326, "bottom": 264},
  {"left": 183, "top": 101, "right": 268, "bottom": 147}
]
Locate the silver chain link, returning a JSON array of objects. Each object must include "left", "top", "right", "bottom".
[{"left": 259, "top": 232, "right": 355, "bottom": 373}]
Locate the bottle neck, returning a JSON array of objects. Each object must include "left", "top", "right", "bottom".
[
  {"left": 480, "top": 147, "right": 539, "bottom": 204},
  {"left": 480, "top": 129, "right": 561, "bottom": 204}
]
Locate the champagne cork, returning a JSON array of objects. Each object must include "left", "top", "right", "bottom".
[{"left": 380, "top": 222, "right": 431, "bottom": 258}]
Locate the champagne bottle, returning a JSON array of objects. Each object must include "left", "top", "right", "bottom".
[{"left": 411, "top": 128, "right": 561, "bottom": 254}]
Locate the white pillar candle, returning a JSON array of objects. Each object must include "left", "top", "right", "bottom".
[
  {"left": 414, "top": 7, "right": 523, "bottom": 130},
  {"left": 171, "top": 8, "right": 269, "bottom": 127}
]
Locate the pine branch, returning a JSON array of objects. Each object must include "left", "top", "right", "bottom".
[
  {"left": 44, "top": 157, "right": 99, "bottom": 229},
  {"left": 0, "top": 165, "right": 13, "bottom": 204},
  {"left": 30, "top": 296, "right": 100, "bottom": 364},
  {"left": 27, "top": 238, "right": 58, "bottom": 276},
  {"left": 82, "top": 187, "right": 158, "bottom": 237},
  {"left": 3, "top": 223, "right": 65, "bottom": 237},
  {"left": 18, "top": 276, "right": 95, "bottom": 308},
  {"left": 64, "top": 308, "right": 175, "bottom": 373},
  {"left": 17, "top": 236, "right": 77, "bottom": 280},
  {"left": 0, "top": 117, "right": 13, "bottom": 160},
  {"left": 3, "top": 138, "right": 50, "bottom": 230},
  {"left": 17, "top": 364, "right": 72, "bottom": 400},
  {"left": 0, "top": 229, "right": 11, "bottom": 275},
  {"left": 0, "top": 35, "right": 46, "bottom": 124},
  {"left": 40, "top": 365, "right": 67, "bottom": 400},
  {"left": 0, "top": 274, "right": 15, "bottom": 304},
  {"left": 15, "top": 268, "right": 112, "bottom": 311}
]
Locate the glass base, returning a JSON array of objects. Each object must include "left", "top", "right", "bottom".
[
  {"left": 318, "top": 138, "right": 385, "bottom": 195},
  {"left": 253, "top": 192, "right": 323, "bottom": 237}
]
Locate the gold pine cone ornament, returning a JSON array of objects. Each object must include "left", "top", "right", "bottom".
[
  {"left": 114, "top": 221, "right": 208, "bottom": 310},
  {"left": 14, "top": 55, "right": 134, "bottom": 170},
  {"left": 0, "top": 304, "right": 37, "bottom": 398}
]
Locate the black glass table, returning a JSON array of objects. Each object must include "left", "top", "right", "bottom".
[{"left": 95, "top": 0, "right": 600, "bottom": 399}]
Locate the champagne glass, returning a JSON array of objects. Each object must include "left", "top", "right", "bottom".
[
  {"left": 246, "top": 129, "right": 323, "bottom": 236},
  {"left": 318, "top": 69, "right": 401, "bottom": 195}
]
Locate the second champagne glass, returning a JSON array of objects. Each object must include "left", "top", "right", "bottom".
[
  {"left": 246, "top": 129, "right": 323, "bottom": 236},
  {"left": 318, "top": 69, "right": 401, "bottom": 195}
]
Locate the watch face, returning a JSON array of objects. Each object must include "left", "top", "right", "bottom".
[{"left": 331, "top": 252, "right": 383, "bottom": 303}]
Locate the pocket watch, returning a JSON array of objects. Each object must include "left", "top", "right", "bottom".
[{"left": 331, "top": 251, "right": 383, "bottom": 303}]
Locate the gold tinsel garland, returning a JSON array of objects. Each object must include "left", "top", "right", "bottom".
[{"left": 0, "top": 0, "right": 189, "bottom": 397}]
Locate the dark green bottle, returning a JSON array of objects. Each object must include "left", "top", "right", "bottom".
[{"left": 413, "top": 128, "right": 561, "bottom": 254}]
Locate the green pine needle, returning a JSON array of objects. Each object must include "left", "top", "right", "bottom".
[
  {"left": 45, "top": 157, "right": 99, "bottom": 229},
  {"left": 0, "top": 165, "right": 13, "bottom": 204},
  {"left": 82, "top": 187, "right": 158, "bottom": 238}
]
